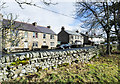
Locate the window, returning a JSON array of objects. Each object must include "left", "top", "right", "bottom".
[
  {"left": 33, "top": 42, "right": 38, "bottom": 47},
  {"left": 75, "top": 36, "right": 79, "bottom": 39},
  {"left": 43, "top": 34, "right": 46, "bottom": 39},
  {"left": 33, "top": 32, "right": 38, "bottom": 38},
  {"left": 36, "top": 42, "right": 38, "bottom": 47},
  {"left": 50, "top": 35, "right": 54, "bottom": 39},
  {"left": 71, "top": 35, "right": 73, "bottom": 39},
  {"left": 75, "top": 36, "right": 77, "bottom": 39},
  {"left": 36, "top": 33, "right": 38, "bottom": 38},
  {"left": 24, "top": 31, "right": 28, "bottom": 38},
  {"left": 43, "top": 41, "right": 46, "bottom": 45},
  {"left": 50, "top": 42, "right": 54, "bottom": 46},
  {"left": 33, "top": 42, "right": 35, "bottom": 47},
  {"left": 11, "top": 40, "right": 19, "bottom": 47},
  {"left": 33, "top": 32, "right": 35, "bottom": 38}
]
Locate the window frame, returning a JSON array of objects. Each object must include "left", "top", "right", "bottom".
[
  {"left": 50, "top": 42, "right": 55, "bottom": 46},
  {"left": 50, "top": 35, "right": 54, "bottom": 39},
  {"left": 33, "top": 41, "right": 38, "bottom": 47},
  {"left": 24, "top": 31, "right": 28, "bottom": 38},
  {"left": 33, "top": 32, "right": 38, "bottom": 38},
  {"left": 43, "top": 34, "right": 46, "bottom": 39}
]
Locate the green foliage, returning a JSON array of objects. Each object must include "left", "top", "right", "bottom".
[
  {"left": 44, "top": 68, "right": 48, "bottom": 71},
  {"left": 10, "top": 58, "right": 30, "bottom": 66},
  {"left": 11, "top": 62, "right": 16, "bottom": 66}
]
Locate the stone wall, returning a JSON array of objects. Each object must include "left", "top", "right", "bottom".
[{"left": 0, "top": 47, "right": 98, "bottom": 82}]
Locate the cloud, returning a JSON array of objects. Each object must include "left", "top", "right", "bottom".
[{"left": 1, "top": 0, "right": 84, "bottom": 34}]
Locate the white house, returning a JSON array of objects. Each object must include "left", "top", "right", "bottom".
[{"left": 89, "top": 35, "right": 105, "bottom": 45}]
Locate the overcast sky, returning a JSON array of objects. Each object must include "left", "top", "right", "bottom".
[{"left": 0, "top": 0, "right": 87, "bottom": 34}]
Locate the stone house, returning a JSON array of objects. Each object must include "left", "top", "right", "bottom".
[
  {"left": 2, "top": 19, "right": 57, "bottom": 52},
  {"left": 80, "top": 32, "right": 92, "bottom": 45},
  {"left": 58, "top": 26, "right": 83, "bottom": 45}
]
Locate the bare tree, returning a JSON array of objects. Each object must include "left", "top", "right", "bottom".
[
  {"left": 0, "top": 1, "right": 6, "bottom": 11},
  {"left": 75, "top": 2, "right": 113, "bottom": 55},
  {"left": 2, "top": 13, "right": 23, "bottom": 53},
  {"left": 109, "top": 2, "right": 120, "bottom": 50},
  {"left": 14, "top": 0, "right": 58, "bottom": 9}
]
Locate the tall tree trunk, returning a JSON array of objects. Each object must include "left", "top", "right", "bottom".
[
  {"left": 117, "top": 2, "right": 120, "bottom": 50},
  {"left": 117, "top": 32, "right": 120, "bottom": 50},
  {"left": 106, "top": 32, "right": 111, "bottom": 55}
]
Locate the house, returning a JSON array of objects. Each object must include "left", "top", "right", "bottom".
[
  {"left": 80, "top": 32, "right": 91, "bottom": 45},
  {"left": 81, "top": 32, "right": 105, "bottom": 45},
  {"left": 88, "top": 34, "right": 105, "bottom": 45},
  {"left": 58, "top": 26, "right": 83, "bottom": 45},
  {"left": 2, "top": 19, "right": 57, "bottom": 52}
]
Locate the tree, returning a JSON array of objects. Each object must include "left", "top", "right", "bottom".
[
  {"left": 14, "top": 0, "right": 57, "bottom": 9},
  {"left": 0, "top": 1, "right": 6, "bottom": 11},
  {"left": 75, "top": 2, "right": 113, "bottom": 55},
  {"left": 109, "top": 2, "right": 120, "bottom": 50},
  {"left": 2, "top": 13, "right": 23, "bottom": 53}
]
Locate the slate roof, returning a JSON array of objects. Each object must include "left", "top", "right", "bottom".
[
  {"left": 3, "top": 19, "right": 56, "bottom": 35},
  {"left": 80, "top": 33, "right": 88, "bottom": 37},
  {"left": 65, "top": 30, "right": 81, "bottom": 35}
]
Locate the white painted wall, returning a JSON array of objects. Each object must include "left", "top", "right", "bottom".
[{"left": 89, "top": 37, "right": 105, "bottom": 44}]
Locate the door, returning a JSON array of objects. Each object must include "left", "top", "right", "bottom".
[{"left": 24, "top": 42, "right": 28, "bottom": 48}]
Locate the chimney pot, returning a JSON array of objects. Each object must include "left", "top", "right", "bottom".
[
  {"left": 47, "top": 26, "right": 51, "bottom": 28},
  {"left": 61, "top": 26, "right": 65, "bottom": 31},
  {"left": 76, "top": 30, "right": 79, "bottom": 33},
  {"left": 32, "top": 22, "right": 37, "bottom": 26}
]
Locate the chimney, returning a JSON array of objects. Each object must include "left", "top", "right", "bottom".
[
  {"left": 61, "top": 26, "right": 65, "bottom": 31},
  {"left": 32, "top": 22, "right": 37, "bottom": 26},
  {"left": 47, "top": 26, "right": 51, "bottom": 28},
  {"left": 76, "top": 30, "right": 79, "bottom": 33},
  {"left": 86, "top": 32, "right": 88, "bottom": 36}
]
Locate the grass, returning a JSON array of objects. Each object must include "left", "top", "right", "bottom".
[{"left": 3, "top": 51, "right": 120, "bottom": 83}]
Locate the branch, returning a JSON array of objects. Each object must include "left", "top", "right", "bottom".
[{"left": 14, "top": 0, "right": 58, "bottom": 9}]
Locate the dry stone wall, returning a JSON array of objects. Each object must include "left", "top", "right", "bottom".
[{"left": 0, "top": 47, "right": 98, "bottom": 82}]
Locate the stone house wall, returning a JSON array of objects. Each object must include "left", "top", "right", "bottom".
[{"left": 58, "top": 30, "right": 69, "bottom": 44}]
